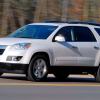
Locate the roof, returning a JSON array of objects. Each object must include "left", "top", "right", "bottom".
[{"left": 29, "top": 21, "right": 100, "bottom": 27}]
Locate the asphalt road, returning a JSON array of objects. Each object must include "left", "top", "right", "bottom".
[{"left": 0, "top": 74, "right": 100, "bottom": 100}]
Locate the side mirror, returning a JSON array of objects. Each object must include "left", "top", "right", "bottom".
[{"left": 54, "top": 35, "right": 66, "bottom": 42}]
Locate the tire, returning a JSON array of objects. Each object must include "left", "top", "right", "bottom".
[
  {"left": 54, "top": 72, "right": 69, "bottom": 80},
  {"left": 96, "top": 66, "right": 100, "bottom": 82},
  {"left": 0, "top": 73, "right": 3, "bottom": 76},
  {"left": 27, "top": 55, "right": 49, "bottom": 82}
]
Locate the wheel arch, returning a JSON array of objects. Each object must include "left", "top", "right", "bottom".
[{"left": 30, "top": 52, "right": 51, "bottom": 66}]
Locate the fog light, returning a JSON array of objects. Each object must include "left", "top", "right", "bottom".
[{"left": 7, "top": 56, "right": 22, "bottom": 61}]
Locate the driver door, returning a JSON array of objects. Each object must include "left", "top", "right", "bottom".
[{"left": 52, "top": 26, "right": 79, "bottom": 66}]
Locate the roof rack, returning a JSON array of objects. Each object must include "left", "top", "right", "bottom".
[
  {"left": 44, "top": 20, "right": 64, "bottom": 23},
  {"left": 68, "top": 21, "right": 100, "bottom": 26},
  {"left": 44, "top": 20, "right": 100, "bottom": 26}
]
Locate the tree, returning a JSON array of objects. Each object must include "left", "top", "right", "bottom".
[
  {"left": 1, "top": 0, "right": 100, "bottom": 36},
  {"left": 34, "top": 0, "right": 61, "bottom": 22},
  {"left": 0, "top": 0, "right": 35, "bottom": 35}
]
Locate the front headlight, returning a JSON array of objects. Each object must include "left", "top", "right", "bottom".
[{"left": 10, "top": 43, "right": 31, "bottom": 50}]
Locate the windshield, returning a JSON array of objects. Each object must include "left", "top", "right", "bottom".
[{"left": 8, "top": 25, "right": 58, "bottom": 39}]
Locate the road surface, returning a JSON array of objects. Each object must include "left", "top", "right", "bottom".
[{"left": 0, "top": 74, "right": 100, "bottom": 100}]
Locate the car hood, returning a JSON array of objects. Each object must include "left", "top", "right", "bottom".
[{"left": 0, "top": 37, "right": 46, "bottom": 45}]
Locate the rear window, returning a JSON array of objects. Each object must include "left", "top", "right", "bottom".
[{"left": 95, "top": 28, "right": 100, "bottom": 36}]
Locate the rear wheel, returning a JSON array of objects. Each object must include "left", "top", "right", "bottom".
[
  {"left": 0, "top": 73, "right": 3, "bottom": 76},
  {"left": 96, "top": 65, "right": 100, "bottom": 82},
  {"left": 27, "top": 55, "right": 49, "bottom": 82}
]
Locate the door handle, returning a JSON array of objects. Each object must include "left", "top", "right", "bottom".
[{"left": 94, "top": 46, "right": 99, "bottom": 49}]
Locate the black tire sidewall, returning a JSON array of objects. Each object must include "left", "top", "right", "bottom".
[
  {"left": 0, "top": 73, "right": 3, "bottom": 76},
  {"left": 96, "top": 66, "right": 100, "bottom": 82}
]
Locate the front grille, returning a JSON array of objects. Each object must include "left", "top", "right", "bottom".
[{"left": 0, "top": 49, "right": 5, "bottom": 55}]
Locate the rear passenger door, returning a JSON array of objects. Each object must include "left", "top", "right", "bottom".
[{"left": 73, "top": 26, "right": 99, "bottom": 66}]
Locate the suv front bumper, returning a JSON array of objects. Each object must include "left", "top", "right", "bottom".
[{"left": 0, "top": 63, "right": 28, "bottom": 74}]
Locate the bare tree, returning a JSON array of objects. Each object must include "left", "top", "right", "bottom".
[
  {"left": 1, "top": 0, "right": 11, "bottom": 35},
  {"left": 34, "top": 0, "right": 61, "bottom": 22},
  {"left": 1, "top": 0, "right": 100, "bottom": 36},
  {"left": 0, "top": 0, "right": 35, "bottom": 35},
  {"left": 61, "top": 0, "right": 69, "bottom": 21}
]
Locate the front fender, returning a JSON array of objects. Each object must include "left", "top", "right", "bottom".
[{"left": 22, "top": 47, "right": 54, "bottom": 65}]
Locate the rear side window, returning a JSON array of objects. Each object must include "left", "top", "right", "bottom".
[
  {"left": 73, "top": 26, "right": 96, "bottom": 42},
  {"left": 95, "top": 28, "right": 100, "bottom": 36}
]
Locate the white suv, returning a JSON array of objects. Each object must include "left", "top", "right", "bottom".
[{"left": 0, "top": 22, "right": 100, "bottom": 82}]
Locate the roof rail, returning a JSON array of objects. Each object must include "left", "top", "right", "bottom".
[
  {"left": 44, "top": 20, "right": 65, "bottom": 23},
  {"left": 44, "top": 20, "right": 100, "bottom": 26},
  {"left": 68, "top": 21, "right": 100, "bottom": 26}
]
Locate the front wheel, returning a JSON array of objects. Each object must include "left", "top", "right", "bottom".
[{"left": 27, "top": 55, "right": 49, "bottom": 82}]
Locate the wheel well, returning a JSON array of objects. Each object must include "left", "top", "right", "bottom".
[{"left": 30, "top": 52, "right": 50, "bottom": 65}]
